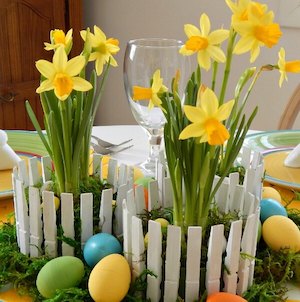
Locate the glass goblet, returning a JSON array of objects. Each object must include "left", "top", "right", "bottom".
[{"left": 124, "top": 38, "right": 190, "bottom": 177}]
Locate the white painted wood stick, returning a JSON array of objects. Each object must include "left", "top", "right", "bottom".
[
  {"left": 61, "top": 193, "right": 74, "bottom": 256},
  {"left": 131, "top": 216, "right": 145, "bottom": 280},
  {"left": 42, "top": 191, "right": 57, "bottom": 257},
  {"left": 147, "top": 220, "right": 162, "bottom": 302},
  {"left": 100, "top": 188, "right": 113, "bottom": 234},
  {"left": 206, "top": 224, "right": 224, "bottom": 295},
  {"left": 15, "top": 179, "right": 30, "bottom": 255},
  {"left": 29, "top": 186, "right": 43, "bottom": 257},
  {"left": 164, "top": 225, "right": 181, "bottom": 302},
  {"left": 41, "top": 156, "right": 52, "bottom": 182},
  {"left": 185, "top": 227, "right": 202, "bottom": 302},
  {"left": 80, "top": 193, "right": 93, "bottom": 249}
]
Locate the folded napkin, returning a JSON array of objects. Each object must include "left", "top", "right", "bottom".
[
  {"left": 0, "top": 130, "right": 21, "bottom": 170},
  {"left": 284, "top": 143, "right": 300, "bottom": 168}
]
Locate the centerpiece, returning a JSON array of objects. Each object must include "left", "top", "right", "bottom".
[{"left": 1, "top": 0, "right": 300, "bottom": 301}]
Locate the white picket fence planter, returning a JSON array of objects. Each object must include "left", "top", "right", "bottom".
[
  {"left": 12, "top": 154, "right": 133, "bottom": 258},
  {"left": 12, "top": 147, "right": 263, "bottom": 301},
  {"left": 123, "top": 147, "right": 264, "bottom": 301}
]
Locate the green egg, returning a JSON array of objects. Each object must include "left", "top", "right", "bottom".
[{"left": 36, "top": 256, "right": 85, "bottom": 298}]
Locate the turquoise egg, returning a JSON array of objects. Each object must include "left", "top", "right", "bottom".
[
  {"left": 83, "top": 232, "right": 122, "bottom": 267},
  {"left": 36, "top": 256, "right": 84, "bottom": 298},
  {"left": 260, "top": 198, "right": 287, "bottom": 223}
]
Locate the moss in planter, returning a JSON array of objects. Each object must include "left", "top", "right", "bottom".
[{"left": 2, "top": 191, "right": 300, "bottom": 301}]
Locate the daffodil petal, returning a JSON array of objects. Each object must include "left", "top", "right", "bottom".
[
  {"left": 65, "top": 56, "right": 85, "bottom": 76},
  {"left": 179, "top": 45, "right": 195, "bottom": 55},
  {"left": 72, "top": 77, "right": 93, "bottom": 91},
  {"left": 200, "top": 13, "right": 210, "bottom": 36},
  {"left": 184, "top": 24, "right": 201, "bottom": 38},
  {"left": 201, "top": 88, "right": 219, "bottom": 115},
  {"left": 109, "top": 56, "right": 118, "bottom": 67},
  {"left": 94, "top": 25, "right": 106, "bottom": 41},
  {"left": 207, "top": 45, "right": 226, "bottom": 63},
  {"left": 95, "top": 56, "right": 105, "bottom": 76},
  {"left": 53, "top": 46, "right": 67, "bottom": 71},
  {"left": 233, "top": 36, "right": 253, "bottom": 54},
  {"left": 179, "top": 123, "right": 205, "bottom": 140},
  {"left": 36, "top": 60, "right": 56, "bottom": 79},
  {"left": 197, "top": 51, "right": 211, "bottom": 70},
  {"left": 250, "top": 44, "right": 260, "bottom": 62},
  {"left": 279, "top": 71, "right": 285, "bottom": 87},
  {"left": 208, "top": 29, "right": 229, "bottom": 44},
  {"left": 216, "top": 99, "right": 235, "bottom": 121},
  {"left": 183, "top": 105, "right": 204, "bottom": 123},
  {"left": 152, "top": 94, "right": 162, "bottom": 107},
  {"left": 36, "top": 79, "right": 54, "bottom": 93}
]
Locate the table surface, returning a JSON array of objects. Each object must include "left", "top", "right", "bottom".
[{"left": 1, "top": 125, "right": 300, "bottom": 301}]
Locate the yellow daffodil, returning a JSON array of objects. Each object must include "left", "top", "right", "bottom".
[
  {"left": 36, "top": 46, "right": 92, "bottom": 101},
  {"left": 179, "top": 86, "right": 234, "bottom": 145},
  {"left": 44, "top": 29, "right": 73, "bottom": 54},
  {"left": 231, "top": 2, "right": 282, "bottom": 62},
  {"left": 226, "top": 0, "right": 267, "bottom": 22},
  {"left": 80, "top": 25, "right": 120, "bottom": 76},
  {"left": 132, "top": 69, "right": 168, "bottom": 110},
  {"left": 179, "top": 13, "right": 229, "bottom": 70},
  {"left": 278, "top": 47, "right": 300, "bottom": 87}
]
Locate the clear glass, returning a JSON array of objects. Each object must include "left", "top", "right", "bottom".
[{"left": 124, "top": 38, "right": 191, "bottom": 176}]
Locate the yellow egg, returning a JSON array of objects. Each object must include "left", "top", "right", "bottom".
[
  {"left": 154, "top": 218, "right": 170, "bottom": 228},
  {"left": 53, "top": 196, "right": 60, "bottom": 210},
  {"left": 144, "top": 232, "right": 149, "bottom": 247},
  {"left": 262, "top": 215, "right": 300, "bottom": 252},
  {"left": 262, "top": 186, "right": 282, "bottom": 203},
  {"left": 88, "top": 254, "right": 131, "bottom": 302}
]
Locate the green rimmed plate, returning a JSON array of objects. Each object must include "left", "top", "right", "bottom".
[
  {"left": 0, "top": 131, "right": 48, "bottom": 199},
  {"left": 244, "top": 130, "right": 300, "bottom": 190}
]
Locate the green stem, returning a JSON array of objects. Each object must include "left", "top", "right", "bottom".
[
  {"left": 219, "top": 29, "right": 237, "bottom": 105},
  {"left": 60, "top": 100, "right": 73, "bottom": 193}
]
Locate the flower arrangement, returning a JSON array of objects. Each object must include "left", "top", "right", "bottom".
[
  {"left": 26, "top": 26, "right": 120, "bottom": 197},
  {"left": 133, "top": 0, "right": 300, "bottom": 232},
  {"left": 2, "top": 1, "right": 300, "bottom": 302}
]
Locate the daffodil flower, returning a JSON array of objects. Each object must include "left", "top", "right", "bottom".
[
  {"left": 132, "top": 69, "right": 168, "bottom": 110},
  {"left": 278, "top": 47, "right": 300, "bottom": 87},
  {"left": 230, "top": 2, "right": 282, "bottom": 62},
  {"left": 36, "top": 46, "right": 92, "bottom": 101},
  {"left": 44, "top": 29, "right": 73, "bottom": 55},
  {"left": 179, "top": 13, "right": 229, "bottom": 71},
  {"left": 226, "top": 0, "right": 267, "bottom": 22},
  {"left": 80, "top": 25, "right": 120, "bottom": 76},
  {"left": 179, "top": 86, "right": 234, "bottom": 145}
]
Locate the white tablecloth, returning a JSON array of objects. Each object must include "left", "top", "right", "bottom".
[{"left": 92, "top": 125, "right": 150, "bottom": 165}]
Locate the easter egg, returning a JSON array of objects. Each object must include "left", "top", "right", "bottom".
[
  {"left": 262, "top": 215, "right": 300, "bottom": 252},
  {"left": 262, "top": 186, "right": 282, "bottom": 203},
  {"left": 260, "top": 198, "right": 287, "bottom": 222},
  {"left": 88, "top": 254, "right": 131, "bottom": 302},
  {"left": 36, "top": 256, "right": 84, "bottom": 298},
  {"left": 257, "top": 219, "right": 262, "bottom": 243},
  {"left": 83, "top": 233, "right": 122, "bottom": 267},
  {"left": 144, "top": 232, "right": 149, "bottom": 246},
  {"left": 207, "top": 292, "right": 247, "bottom": 302},
  {"left": 154, "top": 218, "right": 170, "bottom": 228}
]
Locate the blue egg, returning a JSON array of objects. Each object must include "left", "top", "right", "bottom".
[
  {"left": 83, "top": 233, "right": 122, "bottom": 267},
  {"left": 260, "top": 198, "right": 287, "bottom": 223}
]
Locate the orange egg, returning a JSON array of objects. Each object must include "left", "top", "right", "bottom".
[{"left": 207, "top": 292, "right": 247, "bottom": 302}]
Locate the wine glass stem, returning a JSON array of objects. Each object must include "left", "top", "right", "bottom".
[{"left": 148, "top": 134, "right": 162, "bottom": 163}]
